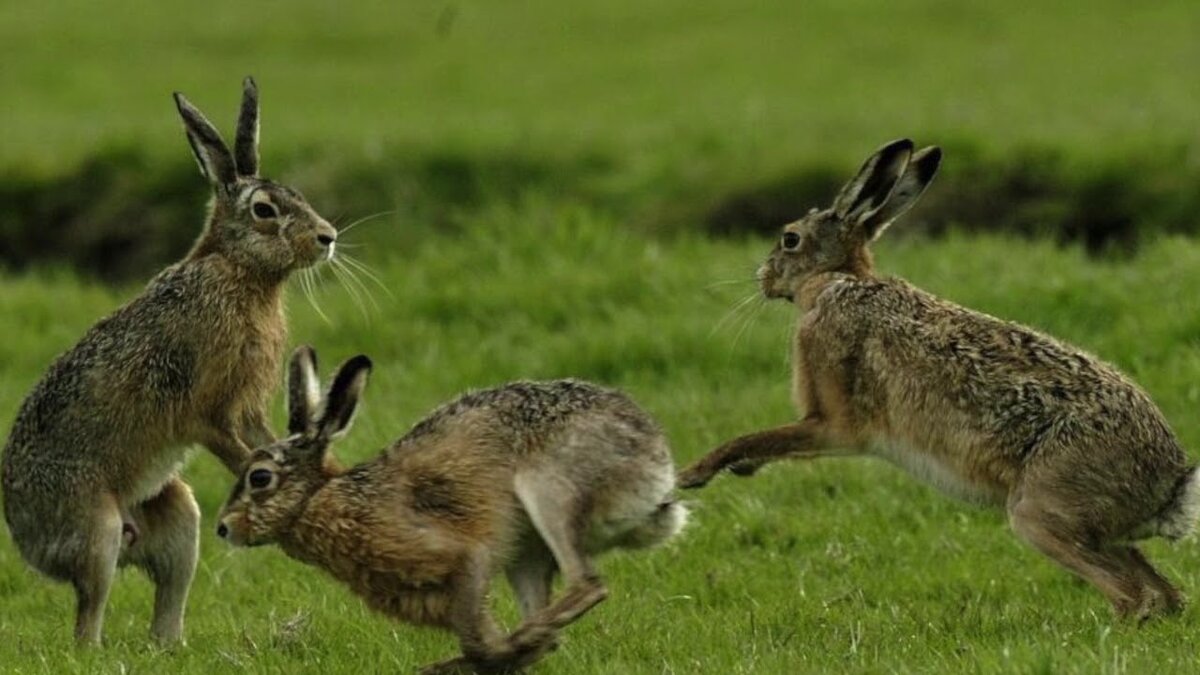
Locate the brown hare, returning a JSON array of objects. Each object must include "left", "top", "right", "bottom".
[
  {"left": 679, "top": 139, "right": 1200, "bottom": 621},
  {"left": 2, "top": 77, "right": 338, "bottom": 644},
  {"left": 217, "top": 346, "right": 686, "bottom": 674}
]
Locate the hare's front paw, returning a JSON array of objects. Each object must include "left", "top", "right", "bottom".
[
  {"left": 676, "top": 462, "right": 717, "bottom": 490},
  {"left": 728, "top": 458, "right": 766, "bottom": 477},
  {"left": 507, "top": 622, "right": 558, "bottom": 664}
]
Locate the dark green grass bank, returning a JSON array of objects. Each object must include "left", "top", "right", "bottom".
[
  {"left": 2, "top": 0, "right": 1199, "bottom": 278},
  {"left": 3, "top": 211, "right": 1200, "bottom": 673}
]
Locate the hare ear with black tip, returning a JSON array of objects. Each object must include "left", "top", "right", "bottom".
[
  {"left": 317, "top": 356, "right": 372, "bottom": 441},
  {"left": 174, "top": 91, "right": 237, "bottom": 186},
  {"left": 855, "top": 145, "right": 942, "bottom": 241},
  {"left": 287, "top": 345, "right": 321, "bottom": 436},
  {"left": 832, "top": 138, "right": 914, "bottom": 222},
  {"left": 234, "top": 76, "right": 260, "bottom": 178}
]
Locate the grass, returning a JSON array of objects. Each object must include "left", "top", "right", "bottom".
[
  {"left": 4, "top": 0, "right": 1200, "bottom": 672},
  {"left": 4, "top": 208, "right": 1200, "bottom": 673}
]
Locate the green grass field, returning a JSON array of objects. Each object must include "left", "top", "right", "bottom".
[{"left": 3, "top": 0, "right": 1200, "bottom": 673}]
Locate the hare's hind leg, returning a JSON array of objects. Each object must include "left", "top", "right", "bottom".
[
  {"left": 1008, "top": 495, "right": 1160, "bottom": 620},
  {"left": 513, "top": 471, "right": 608, "bottom": 628},
  {"left": 121, "top": 477, "right": 200, "bottom": 643},
  {"left": 72, "top": 495, "right": 124, "bottom": 644},
  {"left": 505, "top": 541, "right": 556, "bottom": 618}
]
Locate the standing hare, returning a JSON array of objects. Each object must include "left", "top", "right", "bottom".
[
  {"left": 679, "top": 139, "right": 1200, "bottom": 621},
  {"left": 2, "top": 77, "right": 338, "bottom": 644},
  {"left": 218, "top": 347, "right": 686, "bottom": 673}
]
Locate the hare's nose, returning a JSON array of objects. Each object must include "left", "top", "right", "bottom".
[
  {"left": 216, "top": 523, "right": 229, "bottom": 539},
  {"left": 317, "top": 233, "right": 336, "bottom": 247}
]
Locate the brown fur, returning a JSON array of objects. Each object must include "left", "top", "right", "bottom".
[
  {"left": 1, "top": 77, "right": 338, "bottom": 645},
  {"left": 680, "top": 139, "right": 1199, "bottom": 622},
  {"left": 218, "top": 348, "right": 686, "bottom": 673}
]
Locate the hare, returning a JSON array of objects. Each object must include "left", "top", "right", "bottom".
[
  {"left": 678, "top": 139, "right": 1200, "bottom": 621},
  {"left": 217, "top": 346, "right": 686, "bottom": 674},
  {"left": 1, "top": 77, "right": 338, "bottom": 644}
]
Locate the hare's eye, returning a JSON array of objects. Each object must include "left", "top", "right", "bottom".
[
  {"left": 248, "top": 468, "right": 274, "bottom": 490},
  {"left": 252, "top": 202, "right": 278, "bottom": 220},
  {"left": 782, "top": 232, "right": 801, "bottom": 250}
]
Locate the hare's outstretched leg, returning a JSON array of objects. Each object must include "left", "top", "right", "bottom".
[
  {"left": 1008, "top": 495, "right": 1163, "bottom": 620},
  {"left": 199, "top": 426, "right": 254, "bottom": 474},
  {"left": 73, "top": 496, "right": 124, "bottom": 645},
  {"left": 513, "top": 471, "right": 608, "bottom": 629},
  {"left": 678, "top": 417, "right": 851, "bottom": 489},
  {"left": 122, "top": 477, "right": 200, "bottom": 642}
]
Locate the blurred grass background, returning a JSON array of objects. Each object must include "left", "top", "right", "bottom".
[{"left": 2, "top": 1, "right": 1200, "bottom": 673}]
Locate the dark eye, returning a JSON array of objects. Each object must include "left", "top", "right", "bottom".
[
  {"left": 248, "top": 468, "right": 273, "bottom": 489},
  {"left": 782, "top": 231, "right": 801, "bottom": 250},
  {"left": 252, "top": 202, "right": 278, "bottom": 219}
]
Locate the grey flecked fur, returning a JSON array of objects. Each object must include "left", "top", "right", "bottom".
[{"left": 1, "top": 77, "right": 338, "bottom": 645}]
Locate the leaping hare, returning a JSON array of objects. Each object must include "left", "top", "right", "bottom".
[
  {"left": 2, "top": 77, "right": 338, "bottom": 644},
  {"left": 217, "top": 346, "right": 686, "bottom": 674},
  {"left": 679, "top": 139, "right": 1200, "bottom": 621}
]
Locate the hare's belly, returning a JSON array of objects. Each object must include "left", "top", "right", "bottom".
[
  {"left": 869, "top": 438, "right": 1002, "bottom": 505},
  {"left": 123, "top": 445, "right": 193, "bottom": 505}
]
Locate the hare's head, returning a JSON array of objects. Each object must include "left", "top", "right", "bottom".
[
  {"left": 175, "top": 77, "right": 338, "bottom": 277},
  {"left": 217, "top": 346, "right": 371, "bottom": 547},
  {"left": 758, "top": 139, "right": 941, "bottom": 301}
]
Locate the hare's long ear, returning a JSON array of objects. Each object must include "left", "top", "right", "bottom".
[
  {"left": 287, "top": 345, "right": 321, "bottom": 436},
  {"left": 317, "top": 356, "right": 372, "bottom": 441},
  {"left": 174, "top": 91, "right": 237, "bottom": 186},
  {"left": 832, "top": 138, "right": 914, "bottom": 222},
  {"left": 855, "top": 145, "right": 941, "bottom": 241},
  {"left": 234, "top": 76, "right": 260, "bottom": 178}
]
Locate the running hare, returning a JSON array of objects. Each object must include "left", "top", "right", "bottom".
[
  {"left": 679, "top": 139, "right": 1199, "bottom": 621},
  {"left": 2, "top": 77, "right": 338, "bottom": 644},
  {"left": 218, "top": 347, "right": 686, "bottom": 674}
]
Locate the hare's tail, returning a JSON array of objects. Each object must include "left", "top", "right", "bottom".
[
  {"left": 616, "top": 498, "right": 689, "bottom": 549},
  {"left": 1155, "top": 466, "right": 1200, "bottom": 540}
]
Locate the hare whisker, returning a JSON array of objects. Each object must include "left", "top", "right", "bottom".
[
  {"left": 338, "top": 253, "right": 395, "bottom": 299},
  {"left": 338, "top": 210, "right": 397, "bottom": 236}
]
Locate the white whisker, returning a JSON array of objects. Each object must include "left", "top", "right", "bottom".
[
  {"left": 337, "top": 210, "right": 397, "bottom": 237},
  {"left": 339, "top": 253, "right": 395, "bottom": 299},
  {"left": 710, "top": 292, "right": 760, "bottom": 337},
  {"left": 330, "top": 260, "right": 371, "bottom": 319},
  {"left": 298, "top": 266, "right": 331, "bottom": 323},
  {"left": 337, "top": 258, "right": 381, "bottom": 312}
]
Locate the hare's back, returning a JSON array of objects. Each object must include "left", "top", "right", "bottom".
[
  {"left": 815, "top": 278, "right": 1181, "bottom": 461},
  {"left": 393, "top": 379, "right": 662, "bottom": 456}
]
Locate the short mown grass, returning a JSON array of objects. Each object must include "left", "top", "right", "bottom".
[{"left": 3, "top": 208, "right": 1200, "bottom": 673}]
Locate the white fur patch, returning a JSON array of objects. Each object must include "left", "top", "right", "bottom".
[
  {"left": 869, "top": 438, "right": 996, "bottom": 504},
  {"left": 1155, "top": 469, "right": 1200, "bottom": 539}
]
